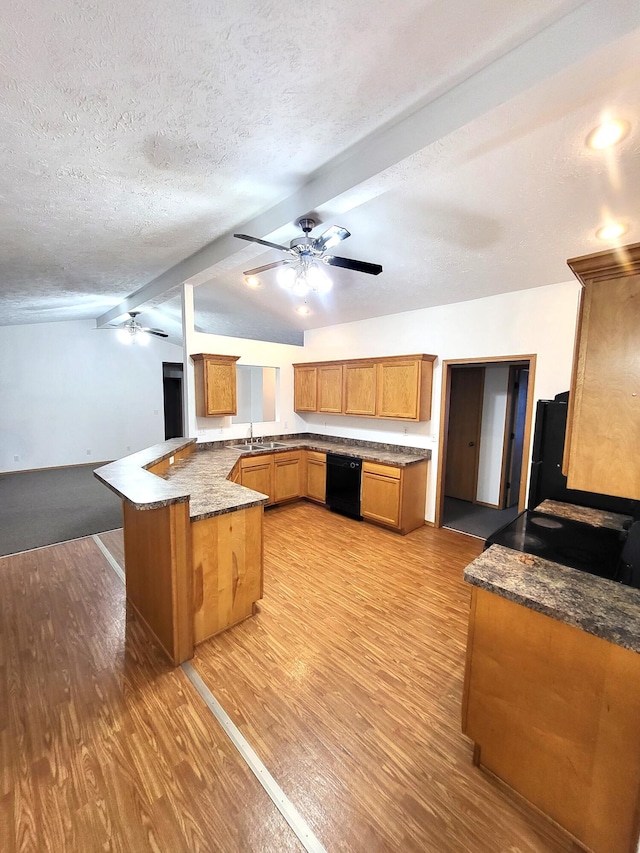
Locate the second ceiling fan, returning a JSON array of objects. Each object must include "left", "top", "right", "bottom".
[{"left": 234, "top": 217, "right": 382, "bottom": 296}]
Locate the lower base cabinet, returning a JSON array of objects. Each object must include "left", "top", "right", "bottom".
[
  {"left": 361, "top": 460, "right": 427, "bottom": 534},
  {"left": 240, "top": 455, "right": 274, "bottom": 504},
  {"left": 238, "top": 450, "right": 426, "bottom": 534},
  {"left": 463, "top": 587, "right": 640, "bottom": 853},
  {"left": 240, "top": 450, "right": 302, "bottom": 505},
  {"left": 305, "top": 451, "right": 327, "bottom": 502},
  {"left": 273, "top": 451, "right": 302, "bottom": 502}
]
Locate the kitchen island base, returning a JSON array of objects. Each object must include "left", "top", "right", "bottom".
[
  {"left": 123, "top": 499, "right": 264, "bottom": 666},
  {"left": 463, "top": 587, "right": 640, "bottom": 853}
]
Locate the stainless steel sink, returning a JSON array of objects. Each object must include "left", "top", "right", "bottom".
[{"left": 232, "top": 441, "right": 289, "bottom": 451}]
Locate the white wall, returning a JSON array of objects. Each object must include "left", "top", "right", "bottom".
[
  {"left": 476, "top": 365, "right": 510, "bottom": 506},
  {"left": 185, "top": 327, "right": 306, "bottom": 444},
  {"left": 302, "top": 280, "right": 582, "bottom": 521},
  {"left": 0, "top": 319, "right": 183, "bottom": 472}
]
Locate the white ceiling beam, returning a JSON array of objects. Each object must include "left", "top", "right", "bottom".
[{"left": 96, "top": 0, "right": 640, "bottom": 327}]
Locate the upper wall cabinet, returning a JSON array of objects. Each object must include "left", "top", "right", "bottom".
[
  {"left": 564, "top": 242, "right": 640, "bottom": 499},
  {"left": 192, "top": 354, "right": 240, "bottom": 417},
  {"left": 294, "top": 365, "right": 317, "bottom": 412},
  {"left": 293, "top": 354, "right": 437, "bottom": 422},
  {"left": 317, "top": 364, "right": 343, "bottom": 413}
]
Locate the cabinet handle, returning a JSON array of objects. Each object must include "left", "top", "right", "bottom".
[{"left": 468, "top": 441, "right": 475, "bottom": 447}]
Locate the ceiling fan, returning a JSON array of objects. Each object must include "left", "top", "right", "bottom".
[
  {"left": 107, "top": 312, "right": 168, "bottom": 344},
  {"left": 234, "top": 217, "right": 382, "bottom": 296}
]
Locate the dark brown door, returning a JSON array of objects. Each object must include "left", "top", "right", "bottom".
[
  {"left": 504, "top": 367, "right": 529, "bottom": 507},
  {"left": 445, "top": 367, "right": 484, "bottom": 501}
]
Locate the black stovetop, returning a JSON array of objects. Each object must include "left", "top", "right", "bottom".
[{"left": 485, "top": 510, "right": 625, "bottom": 584}]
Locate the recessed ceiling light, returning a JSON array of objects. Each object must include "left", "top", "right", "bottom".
[
  {"left": 244, "top": 275, "right": 262, "bottom": 288},
  {"left": 586, "top": 119, "right": 630, "bottom": 150},
  {"left": 595, "top": 222, "right": 627, "bottom": 241},
  {"left": 295, "top": 305, "right": 310, "bottom": 316}
]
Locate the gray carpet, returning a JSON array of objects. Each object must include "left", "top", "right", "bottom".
[
  {"left": 443, "top": 497, "right": 520, "bottom": 540},
  {"left": 0, "top": 464, "right": 123, "bottom": 557}
]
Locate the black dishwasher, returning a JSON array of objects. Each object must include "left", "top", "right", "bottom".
[{"left": 326, "top": 453, "right": 363, "bottom": 520}]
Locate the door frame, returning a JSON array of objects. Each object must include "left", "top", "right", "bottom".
[{"left": 434, "top": 354, "right": 537, "bottom": 529}]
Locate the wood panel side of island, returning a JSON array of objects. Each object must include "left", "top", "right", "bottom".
[
  {"left": 462, "top": 587, "right": 640, "bottom": 853},
  {"left": 123, "top": 500, "right": 193, "bottom": 665}
]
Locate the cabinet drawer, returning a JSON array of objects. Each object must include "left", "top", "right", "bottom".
[
  {"left": 273, "top": 450, "right": 301, "bottom": 463},
  {"left": 240, "top": 455, "right": 273, "bottom": 471},
  {"left": 306, "top": 450, "right": 327, "bottom": 463},
  {"left": 362, "top": 461, "right": 401, "bottom": 479}
]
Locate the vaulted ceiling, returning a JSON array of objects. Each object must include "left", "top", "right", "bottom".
[{"left": 2, "top": 0, "right": 639, "bottom": 345}]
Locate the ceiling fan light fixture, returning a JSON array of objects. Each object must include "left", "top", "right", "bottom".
[
  {"left": 307, "top": 263, "right": 332, "bottom": 294},
  {"left": 278, "top": 266, "right": 297, "bottom": 290},
  {"left": 295, "top": 305, "right": 310, "bottom": 316}
]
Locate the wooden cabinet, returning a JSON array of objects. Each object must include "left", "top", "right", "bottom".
[
  {"left": 294, "top": 354, "right": 436, "bottom": 421},
  {"left": 361, "top": 461, "right": 401, "bottom": 527},
  {"left": 240, "top": 455, "right": 274, "bottom": 505},
  {"left": 344, "top": 362, "right": 377, "bottom": 416},
  {"left": 377, "top": 358, "right": 433, "bottom": 420},
  {"left": 294, "top": 365, "right": 317, "bottom": 411},
  {"left": 305, "top": 451, "right": 327, "bottom": 503},
  {"left": 192, "top": 353, "right": 239, "bottom": 417},
  {"left": 463, "top": 586, "right": 640, "bottom": 853},
  {"left": 564, "top": 243, "right": 640, "bottom": 499},
  {"left": 239, "top": 450, "right": 302, "bottom": 505},
  {"left": 317, "top": 364, "right": 343, "bottom": 413},
  {"left": 273, "top": 451, "right": 302, "bottom": 503},
  {"left": 361, "top": 460, "right": 427, "bottom": 534}
]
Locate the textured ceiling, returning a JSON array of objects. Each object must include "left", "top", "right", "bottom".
[{"left": 1, "top": 0, "right": 639, "bottom": 344}]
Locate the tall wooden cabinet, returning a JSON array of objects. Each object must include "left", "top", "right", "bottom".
[
  {"left": 192, "top": 353, "right": 239, "bottom": 417},
  {"left": 564, "top": 243, "right": 640, "bottom": 499}
]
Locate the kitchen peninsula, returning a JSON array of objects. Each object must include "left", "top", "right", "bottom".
[
  {"left": 95, "top": 435, "right": 431, "bottom": 665},
  {"left": 462, "top": 542, "right": 640, "bottom": 853}
]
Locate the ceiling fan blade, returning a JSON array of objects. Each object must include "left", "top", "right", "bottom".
[
  {"left": 141, "top": 327, "right": 169, "bottom": 338},
  {"left": 234, "top": 233, "right": 294, "bottom": 254},
  {"left": 315, "top": 225, "right": 350, "bottom": 252},
  {"left": 325, "top": 255, "right": 383, "bottom": 275},
  {"left": 243, "top": 260, "right": 290, "bottom": 276}
]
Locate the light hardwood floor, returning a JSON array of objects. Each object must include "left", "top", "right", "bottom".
[{"left": 1, "top": 505, "right": 580, "bottom": 852}]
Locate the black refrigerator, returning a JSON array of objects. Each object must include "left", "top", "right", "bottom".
[{"left": 527, "top": 392, "right": 637, "bottom": 515}]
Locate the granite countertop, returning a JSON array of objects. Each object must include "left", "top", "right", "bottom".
[
  {"left": 536, "top": 499, "right": 633, "bottom": 531},
  {"left": 94, "top": 434, "right": 431, "bottom": 522},
  {"left": 464, "top": 544, "right": 640, "bottom": 653}
]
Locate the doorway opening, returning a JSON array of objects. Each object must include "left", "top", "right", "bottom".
[
  {"left": 162, "top": 362, "right": 184, "bottom": 440},
  {"left": 436, "top": 356, "right": 536, "bottom": 539}
]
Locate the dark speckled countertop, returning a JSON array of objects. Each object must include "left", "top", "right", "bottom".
[
  {"left": 94, "top": 435, "right": 431, "bottom": 522},
  {"left": 536, "top": 499, "right": 633, "bottom": 531},
  {"left": 464, "top": 544, "right": 640, "bottom": 653}
]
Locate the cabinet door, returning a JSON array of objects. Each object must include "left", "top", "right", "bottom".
[
  {"left": 306, "top": 451, "right": 327, "bottom": 502},
  {"left": 192, "top": 354, "right": 239, "bottom": 417},
  {"left": 376, "top": 359, "right": 421, "bottom": 420},
  {"left": 294, "top": 366, "right": 318, "bottom": 412},
  {"left": 361, "top": 462, "right": 401, "bottom": 528},
  {"left": 241, "top": 457, "right": 273, "bottom": 504},
  {"left": 273, "top": 452, "right": 301, "bottom": 502},
  {"left": 344, "top": 363, "right": 377, "bottom": 416},
  {"left": 317, "top": 365, "right": 343, "bottom": 413},
  {"left": 565, "top": 274, "right": 640, "bottom": 499}
]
